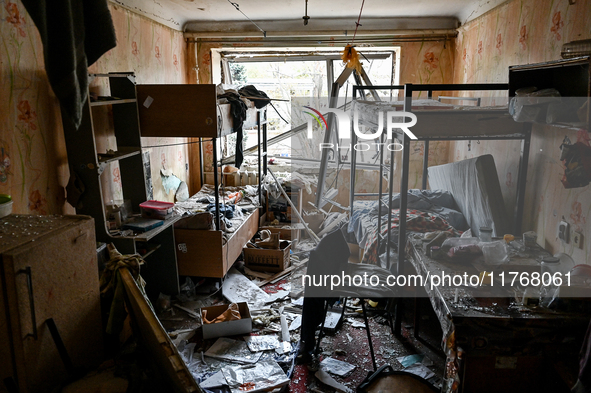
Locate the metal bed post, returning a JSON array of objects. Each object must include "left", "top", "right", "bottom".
[
  {"left": 421, "top": 89, "right": 433, "bottom": 190},
  {"left": 514, "top": 123, "right": 532, "bottom": 235},
  {"left": 212, "top": 138, "right": 221, "bottom": 231},
  {"left": 384, "top": 115, "right": 397, "bottom": 271},
  {"left": 422, "top": 140, "right": 430, "bottom": 190},
  {"left": 393, "top": 84, "right": 414, "bottom": 335},
  {"left": 257, "top": 110, "right": 262, "bottom": 207},
  {"left": 263, "top": 109, "right": 268, "bottom": 177},
  {"left": 376, "top": 120, "right": 386, "bottom": 262},
  {"left": 350, "top": 86, "right": 359, "bottom": 222}
]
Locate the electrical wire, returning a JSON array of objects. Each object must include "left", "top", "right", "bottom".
[
  {"left": 269, "top": 101, "right": 289, "bottom": 124},
  {"left": 350, "top": 0, "right": 366, "bottom": 45},
  {"left": 226, "top": 0, "right": 266, "bottom": 37}
]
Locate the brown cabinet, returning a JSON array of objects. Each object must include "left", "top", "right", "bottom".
[
  {"left": 136, "top": 84, "right": 258, "bottom": 138},
  {"left": 0, "top": 215, "right": 103, "bottom": 393}
]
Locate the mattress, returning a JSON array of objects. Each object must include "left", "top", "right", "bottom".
[
  {"left": 428, "top": 154, "right": 509, "bottom": 237},
  {"left": 351, "top": 99, "right": 523, "bottom": 139}
]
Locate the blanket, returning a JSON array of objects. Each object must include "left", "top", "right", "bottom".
[{"left": 361, "top": 209, "right": 460, "bottom": 265}]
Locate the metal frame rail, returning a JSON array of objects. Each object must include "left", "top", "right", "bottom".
[
  {"left": 206, "top": 107, "right": 267, "bottom": 230},
  {"left": 351, "top": 83, "right": 532, "bottom": 335}
]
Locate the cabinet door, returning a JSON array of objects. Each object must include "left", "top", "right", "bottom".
[
  {"left": 0, "top": 263, "right": 17, "bottom": 393},
  {"left": 3, "top": 219, "right": 103, "bottom": 393}
]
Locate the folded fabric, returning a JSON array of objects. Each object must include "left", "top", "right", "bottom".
[{"left": 207, "top": 203, "right": 235, "bottom": 219}]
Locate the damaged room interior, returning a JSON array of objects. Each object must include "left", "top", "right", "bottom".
[{"left": 2, "top": 0, "right": 591, "bottom": 392}]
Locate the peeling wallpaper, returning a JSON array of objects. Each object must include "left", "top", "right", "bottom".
[
  {"left": 0, "top": 1, "right": 188, "bottom": 216},
  {"left": 453, "top": 0, "right": 591, "bottom": 263}
]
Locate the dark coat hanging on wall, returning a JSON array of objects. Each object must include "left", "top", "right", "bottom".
[{"left": 21, "top": 0, "right": 117, "bottom": 129}]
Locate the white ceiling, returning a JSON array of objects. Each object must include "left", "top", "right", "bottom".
[{"left": 112, "top": 0, "right": 508, "bottom": 32}]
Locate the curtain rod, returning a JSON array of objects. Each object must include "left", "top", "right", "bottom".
[
  {"left": 185, "top": 29, "right": 456, "bottom": 39},
  {"left": 187, "top": 34, "right": 454, "bottom": 46}
]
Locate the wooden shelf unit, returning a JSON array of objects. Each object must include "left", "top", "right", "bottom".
[{"left": 61, "top": 72, "right": 180, "bottom": 298}]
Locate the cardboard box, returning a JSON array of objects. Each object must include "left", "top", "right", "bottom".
[
  {"left": 175, "top": 210, "right": 259, "bottom": 278},
  {"left": 200, "top": 302, "right": 252, "bottom": 339},
  {"left": 260, "top": 225, "right": 301, "bottom": 241},
  {"left": 243, "top": 240, "right": 291, "bottom": 273},
  {"left": 223, "top": 172, "right": 240, "bottom": 186}
]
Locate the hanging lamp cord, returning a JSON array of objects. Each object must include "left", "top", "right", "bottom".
[{"left": 350, "top": 0, "right": 366, "bottom": 45}]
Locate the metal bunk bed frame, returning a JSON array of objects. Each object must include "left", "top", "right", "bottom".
[{"left": 351, "top": 83, "right": 532, "bottom": 334}]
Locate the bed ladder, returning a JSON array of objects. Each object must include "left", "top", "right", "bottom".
[{"left": 315, "top": 63, "right": 382, "bottom": 210}]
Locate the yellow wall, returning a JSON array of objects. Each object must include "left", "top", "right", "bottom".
[
  {"left": 0, "top": 2, "right": 188, "bottom": 215},
  {"left": 452, "top": 0, "right": 591, "bottom": 262}
]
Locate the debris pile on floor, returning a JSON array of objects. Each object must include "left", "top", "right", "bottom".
[{"left": 156, "top": 245, "right": 444, "bottom": 392}]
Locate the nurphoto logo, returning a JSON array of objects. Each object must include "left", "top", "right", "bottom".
[{"left": 303, "top": 106, "right": 418, "bottom": 152}]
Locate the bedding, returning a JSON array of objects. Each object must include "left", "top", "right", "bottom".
[
  {"left": 348, "top": 189, "right": 466, "bottom": 267},
  {"left": 173, "top": 184, "right": 259, "bottom": 231},
  {"left": 360, "top": 208, "right": 461, "bottom": 266},
  {"left": 348, "top": 154, "right": 508, "bottom": 267}
]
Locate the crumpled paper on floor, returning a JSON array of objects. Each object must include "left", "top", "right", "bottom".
[
  {"left": 243, "top": 335, "right": 281, "bottom": 352},
  {"left": 204, "top": 337, "right": 262, "bottom": 364},
  {"left": 320, "top": 357, "right": 356, "bottom": 377},
  {"left": 222, "top": 358, "right": 290, "bottom": 393}
]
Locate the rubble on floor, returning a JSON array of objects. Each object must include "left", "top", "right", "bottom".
[{"left": 156, "top": 245, "right": 445, "bottom": 392}]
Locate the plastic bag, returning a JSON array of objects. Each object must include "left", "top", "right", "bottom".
[{"left": 177, "top": 276, "right": 196, "bottom": 302}]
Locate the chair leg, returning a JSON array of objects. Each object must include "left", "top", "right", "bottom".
[
  {"left": 394, "top": 299, "right": 403, "bottom": 336},
  {"left": 386, "top": 298, "right": 396, "bottom": 337},
  {"left": 340, "top": 297, "right": 348, "bottom": 320},
  {"left": 414, "top": 297, "right": 421, "bottom": 339},
  {"left": 361, "top": 300, "right": 377, "bottom": 371},
  {"left": 315, "top": 300, "right": 330, "bottom": 355}
]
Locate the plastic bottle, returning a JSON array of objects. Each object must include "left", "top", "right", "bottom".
[
  {"left": 540, "top": 256, "right": 562, "bottom": 275},
  {"left": 479, "top": 227, "right": 493, "bottom": 243},
  {"left": 540, "top": 256, "right": 562, "bottom": 307}
]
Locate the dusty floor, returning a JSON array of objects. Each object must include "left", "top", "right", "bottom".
[{"left": 158, "top": 261, "right": 447, "bottom": 392}]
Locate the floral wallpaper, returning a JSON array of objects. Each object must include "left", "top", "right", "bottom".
[
  {"left": 452, "top": 0, "right": 591, "bottom": 262},
  {"left": 1, "top": 0, "right": 61, "bottom": 214},
  {"left": 0, "top": 1, "right": 188, "bottom": 215},
  {"left": 397, "top": 40, "right": 455, "bottom": 189}
]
